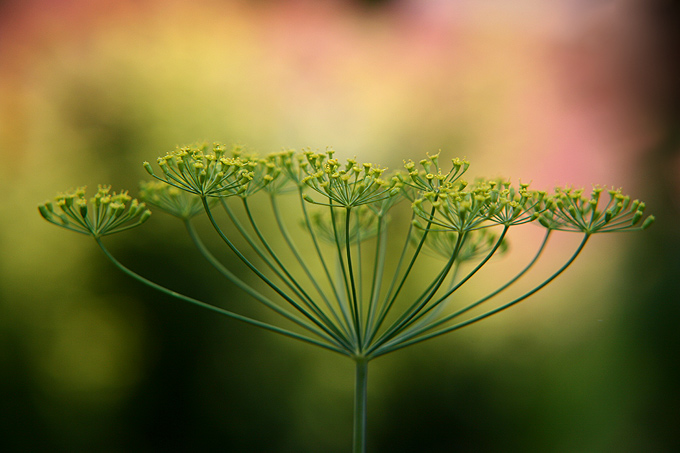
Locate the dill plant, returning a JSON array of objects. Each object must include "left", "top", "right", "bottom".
[{"left": 40, "top": 143, "right": 654, "bottom": 452}]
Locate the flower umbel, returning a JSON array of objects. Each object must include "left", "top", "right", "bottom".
[
  {"left": 537, "top": 186, "right": 655, "bottom": 234},
  {"left": 300, "top": 149, "right": 399, "bottom": 207},
  {"left": 39, "top": 185, "right": 151, "bottom": 237},
  {"left": 402, "top": 153, "right": 470, "bottom": 193},
  {"left": 40, "top": 145, "right": 655, "bottom": 453},
  {"left": 143, "top": 143, "right": 253, "bottom": 198},
  {"left": 412, "top": 179, "right": 546, "bottom": 233}
]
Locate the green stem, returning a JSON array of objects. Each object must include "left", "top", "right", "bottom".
[
  {"left": 364, "top": 215, "right": 413, "bottom": 345},
  {"left": 345, "top": 207, "right": 362, "bottom": 347},
  {"left": 353, "top": 358, "right": 369, "bottom": 453},
  {"left": 299, "top": 189, "right": 354, "bottom": 336},
  {"left": 222, "top": 199, "right": 322, "bottom": 320},
  {"left": 378, "top": 226, "right": 509, "bottom": 347},
  {"left": 94, "top": 237, "right": 347, "bottom": 355},
  {"left": 203, "top": 198, "right": 353, "bottom": 351},
  {"left": 355, "top": 211, "right": 364, "bottom": 328},
  {"left": 373, "top": 233, "right": 590, "bottom": 357},
  {"left": 270, "top": 195, "right": 351, "bottom": 339},
  {"left": 373, "top": 231, "right": 466, "bottom": 348},
  {"left": 363, "top": 214, "right": 388, "bottom": 348},
  {"left": 242, "top": 199, "right": 343, "bottom": 340},
  {"left": 368, "top": 206, "right": 436, "bottom": 344},
  {"left": 330, "top": 204, "right": 358, "bottom": 346},
  {"left": 184, "top": 220, "right": 333, "bottom": 341},
  {"left": 403, "top": 228, "right": 552, "bottom": 340}
]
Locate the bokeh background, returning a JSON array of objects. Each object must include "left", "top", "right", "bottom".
[{"left": 1, "top": 0, "right": 679, "bottom": 451}]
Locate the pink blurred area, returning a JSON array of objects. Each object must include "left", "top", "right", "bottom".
[{"left": 1, "top": 0, "right": 675, "bottom": 191}]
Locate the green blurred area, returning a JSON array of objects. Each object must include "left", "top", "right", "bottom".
[{"left": 1, "top": 0, "right": 679, "bottom": 451}]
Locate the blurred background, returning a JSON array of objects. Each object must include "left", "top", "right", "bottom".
[{"left": 1, "top": 0, "right": 679, "bottom": 451}]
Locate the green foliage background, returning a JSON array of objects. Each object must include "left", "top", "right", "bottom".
[{"left": 1, "top": 1, "right": 678, "bottom": 451}]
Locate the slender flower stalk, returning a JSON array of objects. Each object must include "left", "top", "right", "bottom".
[
  {"left": 354, "top": 358, "right": 369, "bottom": 453},
  {"left": 40, "top": 143, "right": 654, "bottom": 453}
]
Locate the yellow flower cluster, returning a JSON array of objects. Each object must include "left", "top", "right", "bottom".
[
  {"left": 39, "top": 185, "right": 151, "bottom": 238},
  {"left": 143, "top": 143, "right": 253, "bottom": 198},
  {"left": 40, "top": 146, "right": 655, "bottom": 240},
  {"left": 412, "top": 179, "right": 545, "bottom": 233},
  {"left": 299, "top": 150, "right": 400, "bottom": 207},
  {"left": 537, "top": 186, "right": 655, "bottom": 234}
]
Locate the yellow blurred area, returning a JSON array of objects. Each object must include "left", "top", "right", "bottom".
[{"left": 1, "top": 0, "right": 678, "bottom": 451}]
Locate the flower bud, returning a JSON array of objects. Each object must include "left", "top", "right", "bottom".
[
  {"left": 641, "top": 215, "right": 655, "bottom": 230},
  {"left": 77, "top": 198, "right": 88, "bottom": 217},
  {"left": 38, "top": 204, "right": 53, "bottom": 221},
  {"left": 631, "top": 210, "right": 643, "bottom": 225},
  {"left": 620, "top": 196, "right": 630, "bottom": 211},
  {"left": 512, "top": 205, "right": 522, "bottom": 218},
  {"left": 538, "top": 215, "right": 552, "bottom": 228}
]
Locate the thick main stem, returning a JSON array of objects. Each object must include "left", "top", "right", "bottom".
[{"left": 353, "top": 358, "right": 369, "bottom": 453}]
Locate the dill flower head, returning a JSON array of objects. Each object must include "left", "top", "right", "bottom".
[
  {"left": 39, "top": 185, "right": 151, "bottom": 237},
  {"left": 411, "top": 183, "right": 486, "bottom": 233},
  {"left": 143, "top": 143, "right": 254, "bottom": 198},
  {"left": 402, "top": 152, "right": 470, "bottom": 193},
  {"left": 537, "top": 186, "right": 655, "bottom": 234},
  {"left": 240, "top": 155, "right": 282, "bottom": 197},
  {"left": 482, "top": 180, "right": 545, "bottom": 227},
  {"left": 300, "top": 149, "right": 400, "bottom": 207},
  {"left": 412, "top": 178, "right": 547, "bottom": 233},
  {"left": 267, "top": 149, "right": 309, "bottom": 188}
]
